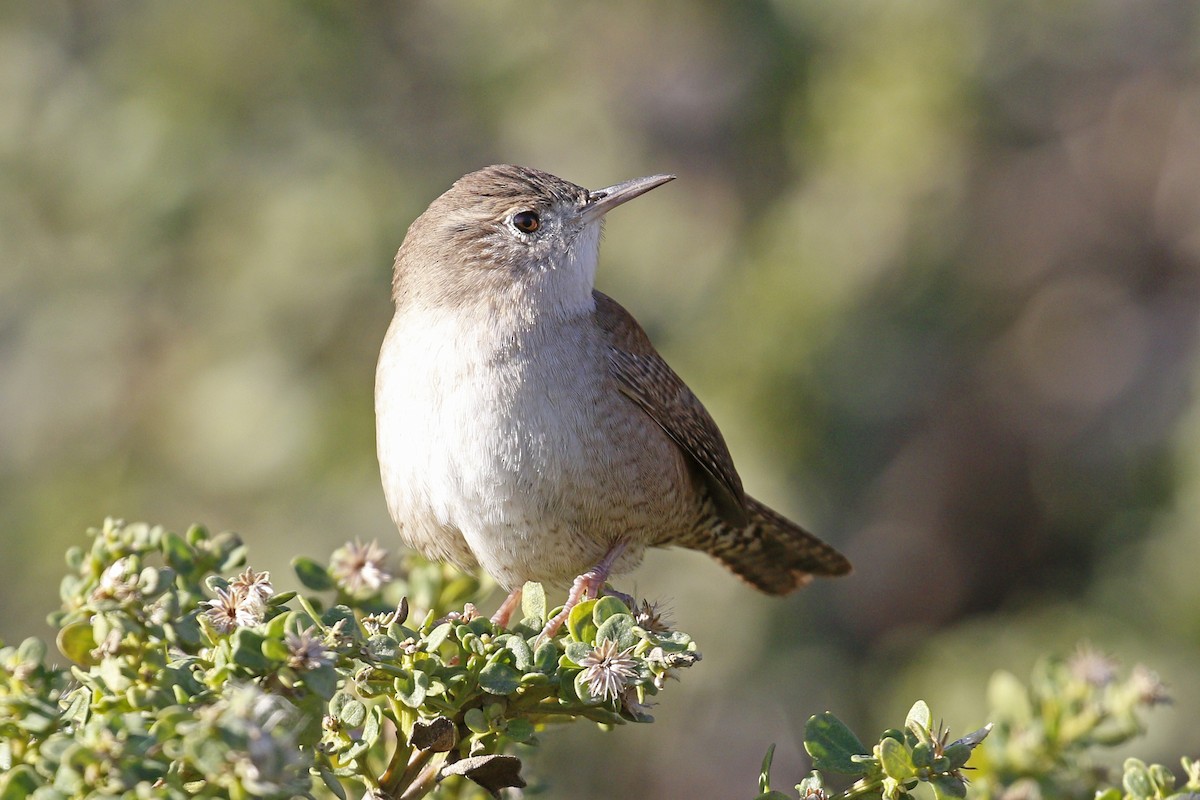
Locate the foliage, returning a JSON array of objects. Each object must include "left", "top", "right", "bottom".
[
  {"left": 756, "top": 652, "right": 1192, "bottom": 800},
  {"left": 0, "top": 519, "right": 699, "bottom": 799}
]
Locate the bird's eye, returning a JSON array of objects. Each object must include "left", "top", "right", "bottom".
[{"left": 512, "top": 210, "right": 540, "bottom": 234}]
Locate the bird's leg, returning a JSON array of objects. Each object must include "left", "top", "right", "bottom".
[
  {"left": 540, "top": 541, "right": 628, "bottom": 639},
  {"left": 490, "top": 586, "right": 523, "bottom": 629}
]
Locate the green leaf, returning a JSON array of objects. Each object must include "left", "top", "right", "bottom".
[
  {"left": 361, "top": 705, "right": 383, "bottom": 745},
  {"left": 338, "top": 698, "right": 367, "bottom": 728},
  {"left": 1124, "top": 759, "right": 1155, "bottom": 800},
  {"left": 425, "top": 622, "right": 453, "bottom": 652},
  {"left": 479, "top": 661, "right": 522, "bottom": 695},
  {"left": 905, "top": 700, "right": 931, "bottom": 733},
  {"left": 931, "top": 775, "right": 967, "bottom": 800},
  {"left": 879, "top": 735, "right": 916, "bottom": 780},
  {"left": 303, "top": 663, "right": 338, "bottom": 698},
  {"left": 396, "top": 670, "right": 430, "bottom": 708},
  {"left": 505, "top": 636, "right": 533, "bottom": 671},
  {"left": 911, "top": 742, "right": 932, "bottom": 769},
  {"left": 987, "top": 670, "right": 1032, "bottom": 723},
  {"left": 317, "top": 766, "right": 348, "bottom": 800},
  {"left": 0, "top": 765, "right": 41, "bottom": 800},
  {"left": 17, "top": 636, "right": 46, "bottom": 665},
  {"left": 759, "top": 743, "right": 777, "bottom": 794},
  {"left": 594, "top": 613, "right": 637, "bottom": 649},
  {"left": 292, "top": 556, "right": 335, "bottom": 591},
  {"left": 61, "top": 687, "right": 90, "bottom": 724},
  {"left": 56, "top": 621, "right": 96, "bottom": 667},
  {"left": 592, "top": 595, "right": 629, "bottom": 625},
  {"left": 563, "top": 641, "right": 593, "bottom": 667},
  {"left": 805, "top": 712, "right": 870, "bottom": 775},
  {"left": 521, "top": 582, "right": 547, "bottom": 625},
  {"left": 573, "top": 670, "right": 604, "bottom": 705},
  {"left": 534, "top": 641, "right": 559, "bottom": 673},
  {"left": 465, "top": 707, "right": 490, "bottom": 735},
  {"left": 230, "top": 628, "right": 271, "bottom": 672},
  {"left": 566, "top": 599, "right": 599, "bottom": 643},
  {"left": 505, "top": 717, "right": 535, "bottom": 743},
  {"left": 1150, "top": 764, "right": 1176, "bottom": 794}
]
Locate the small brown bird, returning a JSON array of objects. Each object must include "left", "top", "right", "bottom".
[{"left": 376, "top": 165, "right": 850, "bottom": 633}]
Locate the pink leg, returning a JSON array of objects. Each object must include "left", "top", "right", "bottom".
[
  {"left": 491, "top": 586, "right": 523, "bottom": 629},
  {"left": 540, "top": 541, "right": 628, "bottom": 639}
]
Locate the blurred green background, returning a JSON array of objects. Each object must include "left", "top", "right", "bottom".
[{"left": 4, "top": 1, "right": 1200, "bottom": 796}]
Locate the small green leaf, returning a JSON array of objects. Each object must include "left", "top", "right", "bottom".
[
  {"left": 931, "top": 775, "right": 967, "bottom": 800},
  {"left": 292, "top": 556, "right": 335, "bottom": 591},
  {"left": 573, "top": 670, "right": 604, "bottom": 705},
  {"left": 521, "top": 582, "right": 547, "bottom": 624},
  {"left": 303, "top": 663, "right": 338, "bottom": 698},
  {"left": 17, "top": 636, "right": 46, "bottom": 665},
  {"left": 0, "top": 765, "right": 41, "bottom": 800},
  {"left": 230, "top": 628, "right": 271, "bottom": 672},
  {"left": 566, "top": 599, "right": 599, "bottom": 643},
  {"left": 911, "top": 742, "right": 932, "bottom": 769},
  {"left": 759, "top": 743, "right": 777, "bottom": 793},
  {"left": 361, "top": 705, "right": 383, "bottom": 745},
  {"left": 905, "top": 700, "right": 932, "bottom": 733},
  {"left": 505, "top": 717, "right": 535, "bottom": 743},
  {"left": 162, "top": 530, "right": 195, "bottom": 574},
  {"left": 594, "top": 613, "right": 637, "bottom": 649},
  {"left": 805, "top": 712, "right": 871, "bottom": 775},
  {"left": 367, "top": 634, "right": 399, "bottom": 660},
  {"left": 534, "top": 641, "right": 559, "bottom": 673},
  {"left": 563, "top": 641, "right": 593, "bottom": 667},
  {"left": 465, "top": 707, "right": 490, "bottom": 734},
  {"left": 943, "top": 743, "right": 971, "bottom": 770},
  {"left": 56, "top": 622, "right": 96, "bottom": 667},
  {"left": 879, "top": 735, "right": 916, "bottom": 780},
  {"left": 592, "top": 595, "right": 629, "bottom": 625},
  {"left": 987, "top": 671, "right": 1032, "bottom": 723},
  {"left": 396, "top": 670, "right": 430, "bottom": 708},
  {"left": 1124, "top": 759, "right": 1155, "bottom": 800},
  {"left": 505, "top": 636, "right": 533, "bottom": 671},
  {"left": 338, "top": 698, "right": 367, "bottom": 728},
  {"left": 479, "top": 661, "right": 522, "bottom": 695},
  {"left": 317, "top": 766, "right": 349, "bottom": 800},
  {"left": 425, "top": 622, "right": 453, "bottom": 652},
  {"left": 61, "top": 687, "right": 90, "bottom": 724},
  {"left": 1149, "top": 764, "right": 1175, "bottom": 794}
]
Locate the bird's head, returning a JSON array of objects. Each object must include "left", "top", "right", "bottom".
[{"left": 393, "top": 164, "right": 674, "bottom": 320}]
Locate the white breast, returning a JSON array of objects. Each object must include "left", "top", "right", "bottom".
[{"left": 374, "top": 303, "right": 617, "bottom": 587}]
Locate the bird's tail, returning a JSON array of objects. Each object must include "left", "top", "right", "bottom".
[{"left": 696, "top": 497, "right": 851, "bottom": 595}]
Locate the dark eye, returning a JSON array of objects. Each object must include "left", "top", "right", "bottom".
[{"left": 512, "top": 210, "right": 540, "bottom": 233}]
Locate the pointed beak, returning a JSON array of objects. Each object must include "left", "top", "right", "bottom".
[{"left": 580, "top": 173, "right": 675, "bottom": 225}]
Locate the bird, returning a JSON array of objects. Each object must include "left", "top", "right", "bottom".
[{"left": 375, "top": 164, "right": 850, "bottom": 634}]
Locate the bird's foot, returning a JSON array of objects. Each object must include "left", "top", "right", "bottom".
[
  {"left": 538, "top": 540, "right": 630, "bottom": 640},
  {"left": 539, "top": 567, "right": 606, "bottom": 640},
  {"left": 490, "top": 587, "right": 523, "bottom": 629}
]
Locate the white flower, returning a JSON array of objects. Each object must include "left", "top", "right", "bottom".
[
  {"left": 330, "top": 539, "right": 393, "bottom": 595},
  {"left": 204, "top": 586, "right": 264, "bottom": 633},
  {"left": 579, "top": 639, "right": 639, "bottom": 702}
]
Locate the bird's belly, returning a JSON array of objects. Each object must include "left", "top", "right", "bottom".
[{"left": 375, "top": 314, "right": 692, "bottom": 589}]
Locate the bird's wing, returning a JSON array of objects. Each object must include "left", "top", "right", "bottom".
[{"left": 593, "top": 290, "right": 749, "bottom": 528}]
